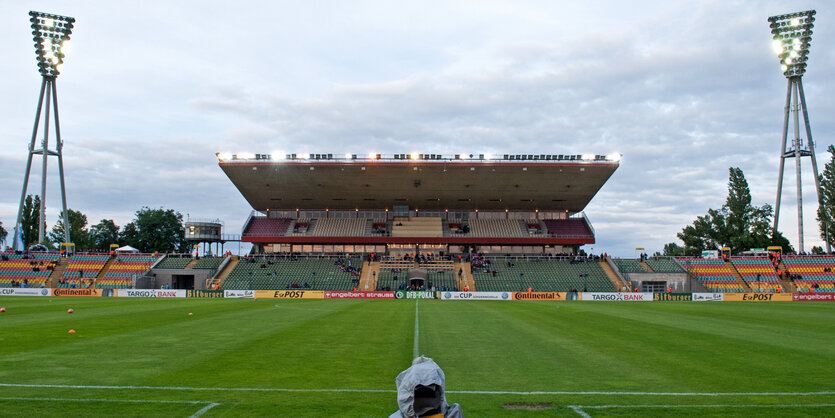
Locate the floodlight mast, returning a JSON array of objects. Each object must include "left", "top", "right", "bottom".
[
  {"left": 13, "top": 11, "right": 75, "bottom": 250},
  {"left": 768, "top": 10, "right": 823, "bottom": 253}
]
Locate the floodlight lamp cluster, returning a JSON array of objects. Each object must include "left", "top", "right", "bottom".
[
  {"left": 768, "top": 10, "right": 814, "bottom": 78},
  {"left": 29, "top": 11, "right": 75, "bottom": 77}
]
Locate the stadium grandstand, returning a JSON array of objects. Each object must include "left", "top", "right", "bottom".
[{"left": 210, "top": 151, "right": 622, "bottom": 291}]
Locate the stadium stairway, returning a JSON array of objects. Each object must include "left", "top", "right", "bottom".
[
  {"left": 208, "top": 256, "right": 239, "bottom": 289},
  {"left": 725, "top": 261, "right": 752, "bottom": 292},
  {"left": 92, "top": 258, "right": 115, "bottom": 287},
  {"left": 776, "top": 260, "right": 796, "bottom": 293},
  {"left": 639, "top": 261, "right": 653, "bottom": 272},
  {"left": 185, "top": 258, "right": 199, "bottom": 269},
  {"left": 600, "top": 261, "right": 627, "bottom": 291},
  {"left": 454, "top": 261, "right": 472, "bottom": 290},
  {"left": 360, "top": 261, "right": 378, "bottom": 291},
  {"left": 47, "top": 258, "right": 70, "bottom": 287}
]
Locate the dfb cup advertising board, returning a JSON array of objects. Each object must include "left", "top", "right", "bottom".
[
  {"left": 439, "top": 291, "right": 512, "bottom": 300},
  {"left": 723, "top": 293, "right": 793, "bottom": 302},
  {"left": 117, "top": 289, "right": 186, "bottom": 298},
  {"left": 581, "top": 292, "right": 654, "bottom": 301},
  {"left": 224, "top": 290, "right": 255, "bottom": 298},
  {"left": 0, "top": 288, "right": 52, "bottom": 296},
  {"left": 255, "top": 290, "right": 324, "bottom": 299}
]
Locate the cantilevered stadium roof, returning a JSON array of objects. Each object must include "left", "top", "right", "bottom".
[{"left": 218, "top": 153, "right": 619, "bottom": 212}]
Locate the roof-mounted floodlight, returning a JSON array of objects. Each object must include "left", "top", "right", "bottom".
[
  {"left": 768, "top": 10, "right": 815, "bottom": 78},
  {"left": 581, "top": 153, "right": 596, "bottom": 161},
  {"left": 29, "top": 11, "right": 75, "bottom": 77},
  {"left": 606, "top": 153, "right": 622, "bottom": 162}
]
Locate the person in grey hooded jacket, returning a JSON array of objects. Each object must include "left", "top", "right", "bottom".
[{"left": 390, "top": 356, "right": 463, "bottom": 418}]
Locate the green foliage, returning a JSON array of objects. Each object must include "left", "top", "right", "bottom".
[
  {"left": 89, "top": 219, "right": 120, "bottom": 251},
  {"left": 0, "top": 220, "right": 7, "bottom": 249},
  {"left": 20, "top": 195, "right": 42, "bottom": 247},
  {"left": 662, "top": 242, "right": 688, "bottom": 256},
  {"left": 49, "top": 209, "right": 90, "bottom": 249},
  {"left": 119, "top": 207, "right": 188, "bottom": 253},
  {"left": 817, "top": 145, "right": 835, "bottom": 249},
  {"left": 811, "top": 245, "right": 825, "bottom": 255},
  {"left": 674, "top": 167, "right": 794, "bottom": 254}
]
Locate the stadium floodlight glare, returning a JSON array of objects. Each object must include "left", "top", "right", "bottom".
[
  {"left": 216, "top": 152, "right": 232, "bottom": 161},
  {"left": 606, "top": 153, "right": 622, "bottom": 162},
  {"left": 768, "top": 9, "right": 824, "bottom": 253},
  {"left": 768, "top": 10, "right": 814, "bottom": 78},
  {"left": 581, "top": 153, "right": 595, "bottom": 161},
  {"left": 410, "top": 152, "right": 419, "bottom": 160},
  {"left": 29, "top": 11, "right": 75, "bottom": 77}
]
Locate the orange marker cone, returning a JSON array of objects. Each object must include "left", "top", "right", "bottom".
[{"left": 68, "top": 329, "right": 76, "bottom": 334}]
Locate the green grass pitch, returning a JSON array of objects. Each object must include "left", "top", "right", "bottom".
[{"left": 0, "top": 297, "right": 832, "bottom": 416}]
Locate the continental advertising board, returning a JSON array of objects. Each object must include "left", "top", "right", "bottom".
[
  {"left": 439, "top": 291, "right": 512, "bottom": 300},
  {"left": 117, "top": 289, "right": 186, "bottom": 298},
  {"left": 581, "top": 292, "right": 653, "bottom": 301},
  {"left": 324, "top": 291, "right": 395, "bottom": 299},
  {"left": 0, "top": 288, "right": 52, "bottom": 296},
  {"left": 52, "top": 288, "right": 100, "bottom": 297},
  {"left": 793, "top": 293, "right": 835, "bottom": 301},
  {"left": 512, "top": 292, "right": 565, "bottom": 301},
  {"left": 654, "top": 293, "right": 692, "bottom": 301},
  {"left": 255, "top": 290, "right": 324, "bottom": 299},
  {"left": 723, "top": 293, "right": 793, "bottom": 302}
]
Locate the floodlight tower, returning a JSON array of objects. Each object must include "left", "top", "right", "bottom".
[
  {"left": 13, "top": 11, "right": 75, "bottom": 249},
  {"left": 768, "top": 10, "right": 822, "bottom": 254}
]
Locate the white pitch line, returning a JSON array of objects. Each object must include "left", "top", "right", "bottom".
[
  {"left": 568, "top": 403, "right": 835, "bottom": 417},
  {"left": 0, "top": 396, "right": 212, "bottom": 404},
  {"left": 190, "top": 402, "right": 221, "bottom": 418},
  {"left": 0, "top": 383, "right": 833, "bottom": 396},
  {"left": 413, "top": 298, "right": 420, "bottom": 358}
]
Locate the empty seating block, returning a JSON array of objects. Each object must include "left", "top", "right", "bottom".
[
  {"left": 730, "top": 258, "right": 782, "bottom": 293},
  {"left": 99, "top": 254, "right": 159, "bottom": 289},
  {"left": 243, "top": 217, "right": 292, "bottom": 237},
  {"left": 783, "top": 256, "right": 835, "bottom": 292},
  {"left": 465, "top": 219, "right": 526, "bottom": 237},
  {"left": 155, "top": 257, "right": 192, "bottom": 269},
  {"left": 675, "top": 258, "right": 745, "bottom": 292},
  {"left": 471, "top": 258, "right": 614, "bottom": 292},
  {"left": 645, "top": 258, "right": 684, "bottom": 273},
  {"left": 311, "top": 218, "right": 367, "bottom": 237},
  {"left": 0, "top": 252, "right": 58, "bottom": 288},
  {"left": 391, "top": 217, "right": 443, "bottom": 237},
  {"left": 543, "top": 219, "right": 593, "bottom": 238},
  {"left": 613, "top": 259, "right": 646, "bottom": 273},
  {"left": 221, "top": 257, "right": 361, "bottom": 291},
  {"left": 192, "top": 257, "right": 225, "bottom": 270}
]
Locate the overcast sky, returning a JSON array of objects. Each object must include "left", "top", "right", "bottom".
[{"left": 1, "top": 1, "right": 833, "bottom": 256}]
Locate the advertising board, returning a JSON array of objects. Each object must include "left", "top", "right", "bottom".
[
  {"left": 255, "top": 290, "right": 325, "bottom": 299},
  {"left": 693, "top": 293, "right": 724, "bottom": 301},
  {"left": 324, "top": 291, "right": 395, "bottom": 299},
  {"left": 395, "top": 291, "right": 436, "bottom": 299},
  {"left": 793, "top": 293, "right": 835, "bottom": 301},
  {"left": 224, "top": 290, "right": 255, "bottom": 298},
  {"left": 512, "top": 292, "right": 565, "bottom": 301},
  {"left": 0, "top": 288, "right": 52, "bottom": 296},
  {"left": 581, "top": 292, "right": 654, "bottom": 301},
  {"left": 439, "top": 292, "right": 512, "bottom": 300},
  {"left": 723, "top": 293, "right": 793, "bottom": 302},
  {"left": 117, "top": 289, "right": 186, "bottom": 298},
  {"left": 52, "top": 288, "right": 100, "bottom": 297}
]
